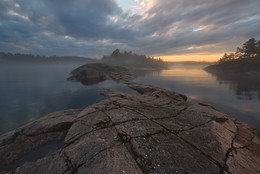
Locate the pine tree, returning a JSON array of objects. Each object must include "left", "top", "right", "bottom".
[{"left": 237, "top": 38, "right": 258, "bottom": 57}]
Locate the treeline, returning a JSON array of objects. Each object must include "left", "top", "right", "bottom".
[
  {"left": 0, "top": 52, "right": 95, "bottom": 64},
  {"left": 205, "top": 38, "right": 260, "bottom": 73},
  {"left": 102, "top": 49, "right": 166, "bottom": 69},
  {"left": 219, "top": 38, "right": 260, "bottom": 62}
]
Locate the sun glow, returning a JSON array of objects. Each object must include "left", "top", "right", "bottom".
[{"left": 158, "top": 53, "right": 223, "bottom": 62}]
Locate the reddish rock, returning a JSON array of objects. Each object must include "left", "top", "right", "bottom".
[{"left": 0, "top": 83, "right": 259, "bottom": 174}]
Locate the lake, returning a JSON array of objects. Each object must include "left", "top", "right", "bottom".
[{"left": 0, "top": 63, "right": 260, "bottom": 135}]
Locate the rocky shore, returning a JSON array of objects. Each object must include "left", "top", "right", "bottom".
[{"left": 1, "top": 82, "right": 260, "bottom": 174}]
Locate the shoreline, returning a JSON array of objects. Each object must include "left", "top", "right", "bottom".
[{"left": 1, "top": 82, "right": 260, "bottom": 173}]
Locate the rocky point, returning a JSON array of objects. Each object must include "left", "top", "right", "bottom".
[{"left": 0, "top": 83, "right": 260, "bottom": 174}]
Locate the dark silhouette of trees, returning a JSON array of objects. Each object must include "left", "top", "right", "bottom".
[
  {"left": 219, "top": 53, "right": 235, "bottom": 62},
  {"left": 237, "top": 38, "right": 259, "bottom": 57},
  {"left": 206, "top": 38, "right": 260, "bottom": 73},
  {"left": 103, "top": 49, "right": 166, "bottom": 69},
  {"left": 219, "top": 38, "right": 260, "bottom": 62},
  {"left": 256, "top": 40, "right": 260, "bottom": 56},
  {"left": 0, "top": 52, "right": 94, "bottom": 64},
  {"left": 110, "top": 49, "right": 121, "bottom": 57},
  {"left": 206, "top": 39, "right": 260, "bottom": 98}
]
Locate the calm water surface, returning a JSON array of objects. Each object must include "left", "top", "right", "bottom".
[
  {"left": 0, "top": 63, "right": 259, "bottom": 135},
  {"left": 134, "top": 65, "right": 260, "bottom": 129}
]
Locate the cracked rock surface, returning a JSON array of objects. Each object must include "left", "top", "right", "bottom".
[{"left": 1, "top": 83, "right": 260, "bottom": 174}]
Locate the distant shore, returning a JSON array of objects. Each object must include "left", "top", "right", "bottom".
[{"left": 204, "top": 56, "right": 260, "bottom": 73}]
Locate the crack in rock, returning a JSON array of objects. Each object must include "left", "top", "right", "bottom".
[
  {"left": 179, "top": 118, "right": 214, "bottom": 133},
  {"left": 116, "top": 130, "right": 156, "bottom": 174},
  {"left": 220, "top": 120, "right": 239, "bottom": 174},
  {"left": 220, "top": 120, "right": 258, "bottom": 173},
  {"left": 104, "top": 109, "right": 155, "bottom": 174},
  {"left": 62, "top": 152, "right": 83, "bottom": 174},
  {"left": 176, "top": 134, "right": 223, "bottom": 172},
  {"left": 237, "top": 133, "right": 255, "bottom": 150},
  {"left": 119, "top": 104, "right": 223, "bottom": 172}
]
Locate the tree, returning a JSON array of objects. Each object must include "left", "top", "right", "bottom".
[
  {"left": 103, "top": 49, "right": 166, "bottom": 68},
  {"left": 237, "top": 38, "right": 258, "bottom": 57},
  {"left": 256, "top": 40, "right": 260, "bottom": 56},
  {"left": 110, "top": 49, "right": 121, "bottom": 57},
  {"left": 219, "top": 53, "right": 235, "bottom": 62}
]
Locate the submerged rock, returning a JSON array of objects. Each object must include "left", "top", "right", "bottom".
[{"left": 1, "top": 83, "right": 260, "bottom": 174}]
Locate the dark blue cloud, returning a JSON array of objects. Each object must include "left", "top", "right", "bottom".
[{"left": 0, "top": 0, "right": 260, "bottom": 58}]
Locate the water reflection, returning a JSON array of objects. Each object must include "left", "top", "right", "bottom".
[
  {"left": 207, "top": 71, "right": 260, "bottom": 100},
  {"left": 0, "top": 63, "right": 136, "bottom": 135},
  {"left": 158, "top": 65, "right": 218, "bottom": 88},
  {"left": 78, "top": 77, "right": 107, "bottom": 86},
  {"left": 161, "top": 66, "right": 207, "bottom": 78},
  {"left": 133, "top": 65, "right": 260, "bottom": 129},
  {"left": 1, "top": 64, "right": 260, "bottom": 135}
]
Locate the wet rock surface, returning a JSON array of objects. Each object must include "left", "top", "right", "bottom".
[{"left": 1, "top": 83, "right": 260, "bottom": 174}]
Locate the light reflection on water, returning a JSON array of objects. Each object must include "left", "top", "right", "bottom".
[
  {"left": 0, "top": 64, "right": 260, "bottom": 135},
  {"left": 133, "top": 65, "right": 260, "bottom": 129},
  {"left": 160, "top": 66, "right": 218, "bottom": 86}
]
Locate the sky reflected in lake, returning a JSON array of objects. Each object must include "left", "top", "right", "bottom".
[
  {"left": 0, "top": 64, "right": 260, "bottom": 135},
  {"left": 0, "top": 63, "right": 136, "bottom": 134},
  {"left": 134, "top": 65, "right": 260, "bottom": 129}
]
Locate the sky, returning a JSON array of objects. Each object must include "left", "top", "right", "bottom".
[{"left": 0, "top": 0, "right": 260, "bottom": 61}]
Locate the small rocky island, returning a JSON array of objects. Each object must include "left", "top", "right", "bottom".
[
  {"left": 67, "top": 49, "right": 167, "bottom": 85},
  {"left": 67, "top": 63, "right": 134, "bottom": 85},
  {"left": 1, "top": 81, "right": 260, "bottom": 173}
]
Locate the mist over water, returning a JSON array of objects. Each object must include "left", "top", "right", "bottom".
[
  {"left": 0, "top": 63, "right": 260, "bottom": 135},
  {"left": 0, "top": 62, "right": 135, "bottom": 134}
]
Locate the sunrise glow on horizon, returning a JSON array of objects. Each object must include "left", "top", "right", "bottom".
[
  {"left": 0, "top": 0, "right": 259, "bottom": 61},
  {"left": 156, "top": 53, "right": 223, "bottom": 62}
]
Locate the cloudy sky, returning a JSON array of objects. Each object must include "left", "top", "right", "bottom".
[{"left": 1, "top": 0, "right": 260, "bottom": 61}]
